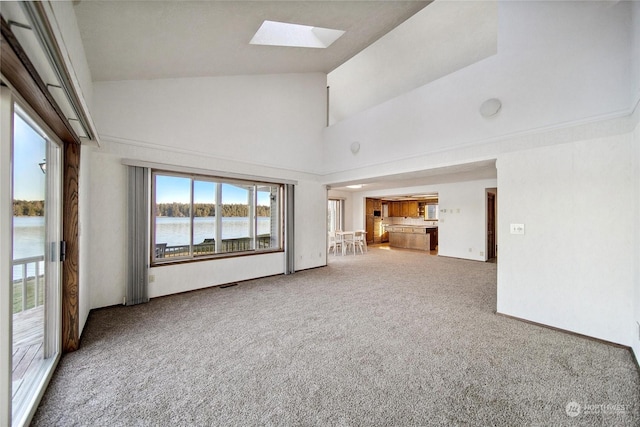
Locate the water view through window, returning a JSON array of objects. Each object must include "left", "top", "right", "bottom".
[{"left": 153, "top": 173, "right": 281, "bottom": 261}]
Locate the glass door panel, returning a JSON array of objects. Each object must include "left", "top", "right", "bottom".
[{"left": 10, "top": 107, "right": 61, "bottom": 426}]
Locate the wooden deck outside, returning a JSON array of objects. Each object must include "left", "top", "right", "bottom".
[{"left": 12, "top": 306, "right": 44, "bottom": 398}]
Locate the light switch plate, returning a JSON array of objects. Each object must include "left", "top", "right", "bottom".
[{"left": 510, "top": 223, "right": 525, "bottom": 234}]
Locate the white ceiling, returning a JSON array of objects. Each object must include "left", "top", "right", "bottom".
[
  {"left": 73, "top": 0, "right": 430, "bottom": 82},
  {"left": 71, "top": 1, "right": 496, "bottom": 193},
  {"left": 327, "top": 160, "right": 497, "bottom": 194}
]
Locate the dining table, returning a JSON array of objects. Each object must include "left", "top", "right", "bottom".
[{"left": 335, "top": 230, "right": 367, "bottom": 255}]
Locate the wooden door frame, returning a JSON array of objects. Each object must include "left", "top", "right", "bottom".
[
  {"left": 2, "top": 17, "right": 81, "bottom": 352},
  {"left": 487, "top": 190, "right": 496, "bottom": 260}
]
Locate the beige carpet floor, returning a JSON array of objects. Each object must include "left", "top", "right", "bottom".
[{"left": 33, "top": 246, "right": 639, "bottom": 426}]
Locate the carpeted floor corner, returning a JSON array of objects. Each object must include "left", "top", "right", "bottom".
[{"left": 32, "top": 247, "right": 640, "bottom": 426}]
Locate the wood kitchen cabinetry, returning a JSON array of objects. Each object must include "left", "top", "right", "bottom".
[
  {"left": 366, "top": 198, "right": 374, "bottom": 215},
  {"left": 402, "top": 201, "right": 418, "bottom": 217},
  {"left": 386, "top": 198, "right": 438, "bottom": 218},
  {"left": 426, "top": 227, "right": 438, "bottom": 250},
  {"left": 366, "top": 216, "right": 374, "bottom": 243},
  {"left": 390, "top": 201, "right": 419, "bottom": 217},
  {"left": 386, "top": 225, "right": 438, "bottom": 251},
  {"left": 389, "top": 202, "right": 401, "bottom": 217},
  {"left": 365, "top": 198, "right": 382, "bottom": 244}
]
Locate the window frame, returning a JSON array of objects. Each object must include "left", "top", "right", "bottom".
[
  {"left": 327, "top": 198, "right": 344, "bottom": 232},
  {"left": 151, "top": 170, "right": 284, "bottom": 266}
]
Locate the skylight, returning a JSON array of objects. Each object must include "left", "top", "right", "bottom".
[{"left": 250, "top": 20, "right": 345, "bottom": 49}]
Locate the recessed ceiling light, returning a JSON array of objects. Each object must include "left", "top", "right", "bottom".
[
  {"left": 250, "top": 20, "right": 345, "bottom": 49},
  {"left": 346, "top": 184, "right": 363, "bottom": 189}
]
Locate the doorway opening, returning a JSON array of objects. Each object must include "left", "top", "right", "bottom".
[{"left": 487, "top": 189, "right": 497, "bottom": 262}]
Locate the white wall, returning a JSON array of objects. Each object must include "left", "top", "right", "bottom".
[
  {"left": 87, "top": 73, "right": 327, "bottom": 308},
  {"left": 328, "top": 0, "right": 497, "bottom": 124},
  {"left": 323, "top": 1, "right": 633, "bottom": 175},
  {"left": 497, "top": 132, "right": 635, "bottom": 346},
  {"left": 438, "top": 180, "right": 495, "bottom": 261},
  {"left": 93, "top": 73, "right": 326, "bottom": 174}
]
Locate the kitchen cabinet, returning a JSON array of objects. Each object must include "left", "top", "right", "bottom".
[
  {"left": 400, "top": 201, "right": 418, "bottom": 217},
  {"left": 409, "top": 201, "right": 419, "bottom": 217},
  {"left": 389, "top": 202, "right": 401, "bottom": 217},
  {"left": 366, "top": 198, "right": 374, "bottom": 215},
  {"left": 387, "top": 225, "right": 432, "bottom": 251},
  {"left": 366, "top": 216, "right": 374, "bottom": 243},
  {"left": 426, "top": 227, "right": 438, "bottom": 250}
]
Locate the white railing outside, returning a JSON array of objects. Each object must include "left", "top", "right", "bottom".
[{"left": 12, "top": 255, "right": 45, "bottom": 313}]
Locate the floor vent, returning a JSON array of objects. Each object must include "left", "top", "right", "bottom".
[{"left": 219, "top": 283, "right": 238, "bottom": 289}]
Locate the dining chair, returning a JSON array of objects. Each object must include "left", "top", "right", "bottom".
[
  {"left": 342, "top": 232, "right": 355, "bottom": 255},
  {"left": 353, "top": 231, "right": 365, "bottom": 254},
  {"left": 328, "top": 231, "right": 342, "bottom": 255}
]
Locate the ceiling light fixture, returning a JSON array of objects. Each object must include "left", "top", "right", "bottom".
[
  {"left": 250, "top": 20, "right": 345, "bottom": 49},
  {"left": 346, "top": 184, "right": 363, "bottom": 189}
]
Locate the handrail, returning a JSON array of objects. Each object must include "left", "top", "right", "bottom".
[
  {"left": 12, "top": 255, "right": 45, "bottom": 313},
  {"left": 159, "top": 235, "right": 272, "bottom": 259}
]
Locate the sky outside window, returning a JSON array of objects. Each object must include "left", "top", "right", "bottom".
[
  {"left": 13, "top": 113, "right": 46, "bottom": 201},
  {"left": 156, "top": 175, "right": 271, "bottom": 206}
]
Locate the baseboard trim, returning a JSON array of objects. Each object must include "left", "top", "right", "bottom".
[{"left": 495, "top": 311, "right": 630, "bottom": 350}]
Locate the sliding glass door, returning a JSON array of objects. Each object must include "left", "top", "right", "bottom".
[{"left": 1, "top": 89, "right": 62, "bottom": 426}]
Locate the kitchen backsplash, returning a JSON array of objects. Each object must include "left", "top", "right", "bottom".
[{"left": 382, "top": 217, "right": 438, "bottom": 226}]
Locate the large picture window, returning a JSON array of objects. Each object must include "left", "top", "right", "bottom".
[{"left": 152, "top": 171, "right": 282, "bottom": 263}]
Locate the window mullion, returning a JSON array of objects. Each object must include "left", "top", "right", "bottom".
[
  {"left": 190, "top": 177, "right": 194, "bottom": 257},
  {"left": 250, "top": 185, "right": 256, "bottom": 250},
  {"left": 215, "top": 182, "right": 222, "bottom": 254}
]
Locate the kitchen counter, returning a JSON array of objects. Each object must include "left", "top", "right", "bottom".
[{"left": 384, "top": 225, "right": 438, "bottom": 251}]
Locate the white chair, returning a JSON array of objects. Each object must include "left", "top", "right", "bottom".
[
  {"left": 342, "top": 232, "right": 355, "bottom": 255},
  {"left": 328, "top": 231, "right": 342, "bottom": 255},
  {"left": 353, "top": 231, "right": 366, "bottom": 254}
]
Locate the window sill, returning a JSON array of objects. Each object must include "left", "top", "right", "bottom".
[{"left": 151, "top": 248, "right": 284, "bottom": 267}]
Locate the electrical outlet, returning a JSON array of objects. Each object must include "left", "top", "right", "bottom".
[
  {"left": 468, "top": 248, "right": 472, "bottom": 253},
  {"left": 149, "top": 275, "right": 155, "bottom": 283},
  {"left": 480, "top": 251, "right": 484, "bottom": 257}
]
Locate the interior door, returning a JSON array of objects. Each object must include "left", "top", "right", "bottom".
[
  {"left": 1, "top": 90, "right": 62, "bottom": 426},
  {"left": 487, "top": 192, "right": 496, "bottom": 259}
]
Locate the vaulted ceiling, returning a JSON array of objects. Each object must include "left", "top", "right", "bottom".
[
  {"left": 72, "top": 0, "right": 498, "bottom": 191},
  {"left": 73, "top": 0, "right": 430, "bottom": 81}
]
